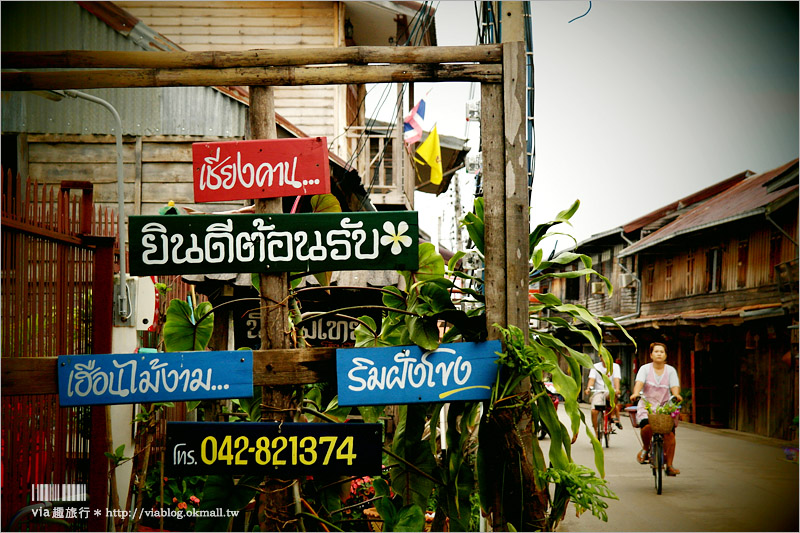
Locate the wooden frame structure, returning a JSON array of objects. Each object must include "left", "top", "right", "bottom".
[
  {"left": 2, "top": 41, "right": 529, "bottom": 362},
  {"left": 2, "top": 43, "right": 529, "bottom": 529}
]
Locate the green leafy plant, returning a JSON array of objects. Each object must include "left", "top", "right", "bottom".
[
  {"left": 194, "top": 474, "right": 262, "bottom": 531},
  {"left": 373, "top": 478, "right": 426, "bottom": 532},
  {"left": 645, "top": 398, "right": 682, "bottom": 416},
  {"left": 104, "top": 444, "right": 130, "bottom": 467},
  {"left": 162, "top": 298, "right": 214, "bottom": 352}
]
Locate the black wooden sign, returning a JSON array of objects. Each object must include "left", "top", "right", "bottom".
[
  {"left": 166, "top": 422, "right": 382, "bottom": 477},
  {"left": 128, "top": 212, "right": 419, "bottom": 275}
]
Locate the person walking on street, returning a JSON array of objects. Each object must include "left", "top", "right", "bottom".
[{"left": 630, "top": 342, "right": 683, "bottom": 476}]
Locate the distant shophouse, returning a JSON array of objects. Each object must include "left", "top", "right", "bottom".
[{"left": 544, "top": 159, "right": 798, "bottom": 441}]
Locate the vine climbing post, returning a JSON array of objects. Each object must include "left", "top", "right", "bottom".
[{"left": 249, "top": 85, "right": 300, "bottom": 531}]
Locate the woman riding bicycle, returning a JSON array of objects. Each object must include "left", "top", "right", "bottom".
[{"left": 630, "top": 342, "right": 683, "bottom": 476}]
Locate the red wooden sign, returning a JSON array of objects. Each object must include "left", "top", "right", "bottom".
[{"left": 192, "top": 137, "right": 330, "bottom": 203}]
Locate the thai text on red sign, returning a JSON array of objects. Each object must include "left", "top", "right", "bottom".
[{"left": 192, "top": 137, "right": 330, "bottom": 203}]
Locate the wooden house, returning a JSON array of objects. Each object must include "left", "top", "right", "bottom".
[
  {"left": 113, "top": 0, "right": 443, "bottom": 210},
  {"left": 2, "top": 1, "right": 455, "bottom": 219},
  {"left": 544, "top": 160, "right": 798, "bottom": 440}
]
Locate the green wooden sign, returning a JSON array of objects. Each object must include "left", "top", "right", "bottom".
[{"left": 128, "top": 212, "right": 419, "bottom": 275}]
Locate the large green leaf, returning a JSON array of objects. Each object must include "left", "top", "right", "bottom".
[
  {"left": 537, "top": 251, "right": 592, "bottom": 269},
  {"left": 529, "top": 200, "right": 579, "bottom": 251},
  {"left": 439, "top": 403, "right": 478, "bottom": 531},
  {"left": 322, "top": 395, "right": 351, "bottom": 423},
  {"left": 310, "top": 193, "right": 342, "bottom": 213},
  {"left": 418, "top": 282, "right": 457, "bottom": 314},
  {"left": 234, "top": 387, "right": 263, "bottom": 422},
  {"left": 382, "top": 286, "right": 406, "bottom": 309},
  {"left": 461, "top": 198, "right": 485, "bottom": 254},
  {"left": 404, "top": 242, "right": 445, "bottom": 283},
  {"left": 553, "top": 199, "right": 580, "bottom": 223},
  {"left": 462, "top": 212, "right": 485, "bottom": 255},
  {"left": 354, "top": 316, "right": 384, "bottom": 347},
  {"left": 373, "top": 478, "right": 398, "bottom": 529},
  {"left": 395, "top": 504, "right": 426, "bottom": 532},
  {"left": 447, "top": 250, "right": 467, "bottom": 272},
  {"left": 195, "top": 474, "right": 261, "bottom": 531},
  {"left": 598, "top": 315, "right": 637, "bottom": 347},
  {"left": 357, "top": 405, "right": 385, "bottom": 424},
  {"left": 406, "top": 315, "right": 440, "bottom": 351},
  {"left": 163, "top": 299, "right": 214, "bottom": 352},
  {"left": 390, "top": 405, "right": 438, "bottom": 510},
  {"left": 309, "top": 194, "right": 341, "bottom": 286}
]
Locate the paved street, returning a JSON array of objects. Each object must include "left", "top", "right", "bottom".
[{"left": 548, "top": 404, "right": 798, "bottom": 532}]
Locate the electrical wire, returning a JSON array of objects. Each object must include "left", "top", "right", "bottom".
[
  {"left": 334, "top": 1, "right": 437, "bottom": 200},
  {"left": 568, "top": 1, "right": 592, "bottom": 24},
  {"left": 356, "top": 1, "right": 437, "bottom": 200}
]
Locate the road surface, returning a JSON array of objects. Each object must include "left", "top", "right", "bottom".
[{"left": 548, "top": 404, "right": 798, "bottom": 532}]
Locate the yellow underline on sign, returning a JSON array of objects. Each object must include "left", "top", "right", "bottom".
[{"left": 439, "top": 385, "right": 490, "bottom": 399}]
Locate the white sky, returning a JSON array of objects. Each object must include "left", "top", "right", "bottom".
[{"left": 367, "top": 1, "right": 799, "bottom": 252}]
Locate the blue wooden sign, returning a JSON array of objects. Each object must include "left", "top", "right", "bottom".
[
  {"left": 166, "top": 422, "right": 382, "bottom": 477},
  {"left": 336, "top": 341, "right": 501, "bottom": 406},
  {"left": 57, "top": 350, "right": 253, "bottom": 406}
]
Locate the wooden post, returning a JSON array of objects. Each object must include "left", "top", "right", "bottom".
[
  {"left": 691, "top": 350, "right": 697, "bottom": 423},
  {"left": 481, "top": 81, "right": 506, "bottom": 339},
  {"left": 481, "top": 38, "right": 534, "bottom": 531},
  {"left": 88, "top": 236, "right": 114, "bottom": 532},
  {"left": 249, "top": 85, "right": 299, "bottom": 531},
  {"left": 502, "top": 40, "right": 529, "bottom": 336}
]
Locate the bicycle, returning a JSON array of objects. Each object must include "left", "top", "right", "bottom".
[
  {"left": 626, "top": 396, "right": 680, "bottom": 495},
  {"left": 588, "top": 388, "right": 615, "bottom": 448}
]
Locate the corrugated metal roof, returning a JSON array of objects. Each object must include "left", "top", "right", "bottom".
[
  {"left": 161, "top": 87, "right": 246, "bottom": 138},
  {"left": 622, "top": 170, "right": 752, "bottom": 235},
  {"left": 619, "top": 159, "right": 799, "bottom": 257},
  {"left": 1, "top": 1, "right": 246, "bottom": 137},
  {"left": 619, "top": 303, "right": 784, "bottom": 328}
]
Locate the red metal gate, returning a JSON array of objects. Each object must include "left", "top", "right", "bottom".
[{"left": 1, "top": 171, "right": 117, "bottom": 530}]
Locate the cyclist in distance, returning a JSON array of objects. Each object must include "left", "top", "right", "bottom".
[
  {"left": 630, "top": 342, "right": 683, "bottom": 476},
  {"left": 585, "top": 356, "right": 623, "bottom": 434}
]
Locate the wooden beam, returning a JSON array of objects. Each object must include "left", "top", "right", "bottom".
[
  {"left": 1, "top": 348, "right": 338, "bottom": 396},
  {"left": 1, "top": 357, "right": 60, "bottom": 395},
  {"left": 1, "top": 45, "right": 502, "bottom": 69},
  {"left": 252, "top": 348, "right": 336, "bottom": 386},
  {"left": 2, "top": 63, "right": 502, "bottom": 91}
]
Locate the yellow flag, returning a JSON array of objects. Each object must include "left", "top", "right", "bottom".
[{"left": 414, "top": 125, "right": 443, "bottom": 185}]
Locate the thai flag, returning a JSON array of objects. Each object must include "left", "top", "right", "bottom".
[{"left": 403, "top": 99, "right": 426, "bottom": 144}]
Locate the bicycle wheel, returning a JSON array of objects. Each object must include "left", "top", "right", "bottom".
[
  {"left": 652, "top": 439, "right": 663, "bottom": 494},
  {"left": 603, "top": 416, "right": 610, "bottom": 448},
  {"left": 596, "top": 421, "right": 604, "bottom": 446}
]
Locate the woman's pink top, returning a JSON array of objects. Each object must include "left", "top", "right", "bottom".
[{"left": 635, "top": 363, "right": 676, "bottom": 424}]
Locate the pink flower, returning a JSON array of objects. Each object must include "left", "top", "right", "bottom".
[
  {"left": 177, "top": 502, "right": 187, "bottom": 510},
  {"left": 189, "top": 496, "right": 200, "bottom": 505},
  {"left": 172, "top": 497, "right": 178, "bottom": 503}
]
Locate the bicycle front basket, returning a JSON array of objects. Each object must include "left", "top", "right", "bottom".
[{"left": 648, "top": 413, "right": 674, "bottom": 434}]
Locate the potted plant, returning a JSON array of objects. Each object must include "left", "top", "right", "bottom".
[{"left": 680, "top": 388, "right": 692, "bottom": 422}]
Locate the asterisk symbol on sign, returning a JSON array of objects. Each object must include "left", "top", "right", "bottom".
[{"left": 94, "top": 509, "right": 102, "bottom": 516}]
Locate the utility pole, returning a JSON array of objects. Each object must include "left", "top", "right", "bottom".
[{"left": 481, "top": 3, "right": 535, "bottom": 531}]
